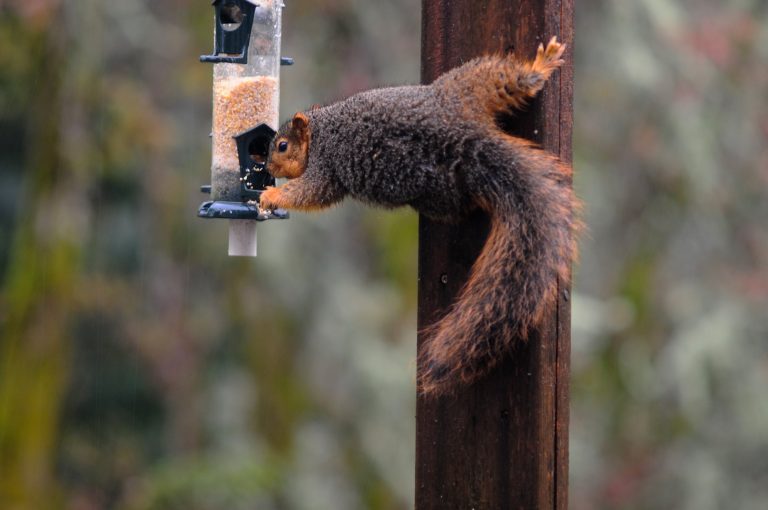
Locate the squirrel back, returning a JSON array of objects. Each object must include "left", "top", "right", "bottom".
[{"left": 263, "top": 37, "right": 580, "bottom": 396}]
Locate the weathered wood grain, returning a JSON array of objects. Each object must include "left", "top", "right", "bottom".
[{"left": 416, "top": 1, "right": 574, "bottom": 508}]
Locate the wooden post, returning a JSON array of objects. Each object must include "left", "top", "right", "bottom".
[{"left": 416, "top": 1, "right": 573, "bottom": 509}]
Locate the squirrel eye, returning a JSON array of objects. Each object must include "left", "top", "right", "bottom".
[{"left": 278, "top": 141, "right": 288, "bottom": 152}]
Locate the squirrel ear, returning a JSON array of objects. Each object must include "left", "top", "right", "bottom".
[{"left": 291, "top": 112, "right": 309, "bottom": 132}]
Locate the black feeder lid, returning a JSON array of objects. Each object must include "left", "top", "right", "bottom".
[{"left": 200, "top": 0, "right": 258, "bottom": 64}]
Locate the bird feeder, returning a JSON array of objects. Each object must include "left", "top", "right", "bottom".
[{"left": 198, "top": 0, "right": 291, "bottom": 257}]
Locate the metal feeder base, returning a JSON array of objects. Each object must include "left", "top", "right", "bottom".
[{"left": 198, "top": 200, "right": 289, "bottom": 221}]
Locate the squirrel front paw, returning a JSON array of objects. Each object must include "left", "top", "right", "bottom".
[{"left": 259, "top": 186, "right": 283, "bottom": 210}]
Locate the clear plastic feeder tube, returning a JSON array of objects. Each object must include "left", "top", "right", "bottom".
[{"left": 211, "top": 0, "right": 282, "bottom": 202}]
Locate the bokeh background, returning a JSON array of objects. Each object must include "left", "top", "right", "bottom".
[{"left": 1, "top": 0, "right": 766, "bottom": 509}]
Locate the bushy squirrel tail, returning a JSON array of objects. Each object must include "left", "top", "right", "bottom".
[{"left": 417, "top": 140, "right": 579, "bottom": 396}]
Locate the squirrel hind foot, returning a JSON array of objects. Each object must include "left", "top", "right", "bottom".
[
  {"left": 489, "top": 37, "right": 567, "bottom": 117},
  {"left": 531, "top": 37, "right": 566, "bottom": 77}
]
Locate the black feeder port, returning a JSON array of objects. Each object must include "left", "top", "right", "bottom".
[{"left": 198, "top": 123, "right": 289, "bottom": 221}]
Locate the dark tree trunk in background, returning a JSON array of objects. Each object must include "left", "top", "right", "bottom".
[{"left": 416, "top": 1, "right": 574, "bottom": 508}]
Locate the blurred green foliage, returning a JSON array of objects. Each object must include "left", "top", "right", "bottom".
[
  {"left": 572, "top": 1, "right": 768, "bottom": 509},
  {"left": 0, "top": 1, "right": 418, "bottom": 508},
  {"left": 0, "top": 0, "right": 767, "bottom": 509}
]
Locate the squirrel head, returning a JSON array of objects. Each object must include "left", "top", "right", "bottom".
[{"left": 266, "top": 112, "right": 310, "bottom": 179}]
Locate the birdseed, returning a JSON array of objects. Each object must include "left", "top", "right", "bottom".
[{"left": 211, "top": 75, "right": 278, "bottom": 201}]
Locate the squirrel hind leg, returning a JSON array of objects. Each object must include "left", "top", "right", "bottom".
[
  {"left": 489, "top": 37, "right": 566, "bottom": 115},
  {"left": 431, "top": 37, "right": 565, "bottom": 122}
]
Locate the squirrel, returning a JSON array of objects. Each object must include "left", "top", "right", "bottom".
[{"left": 261, "top": 37, "right": 580, "bottom": 396}]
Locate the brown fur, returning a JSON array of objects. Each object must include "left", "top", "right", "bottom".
[
  {"left": 262, "top": 37, "right": 581, "bottom": 396},
  {"left": 266, "top": 112, "right": 310, "bottom": 180}
]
